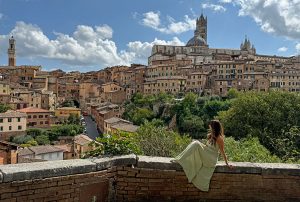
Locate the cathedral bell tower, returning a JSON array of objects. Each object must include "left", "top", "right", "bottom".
[
  {"left": 186, "top": 13, "right": 208, "bottom": 47},
  {"left": 8, "top": 36, "right": 16, "bottom": 66},
  {"left": 196, "top": 13, "right": 207, "bottom": 42}
]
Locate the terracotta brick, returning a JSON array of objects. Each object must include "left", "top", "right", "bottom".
[
  {"left": 1, "top": 192, "right": 12, "bottom": 199},
  {"left": 1, "top": 198, "right": 17, "bottom": 202},
  {"left": 57, "top": 180, "right": 74, "bottom": 186}
]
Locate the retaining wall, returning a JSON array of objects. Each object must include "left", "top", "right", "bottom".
[{"left": 0, "top": 155, "right": 299, "bottom": 201}]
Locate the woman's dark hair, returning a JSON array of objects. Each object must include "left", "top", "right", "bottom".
[{"left": 208, "top": 120, "right": 224, "bottom": 145}]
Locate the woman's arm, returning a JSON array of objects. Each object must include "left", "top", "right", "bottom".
[{"left": 216, "top": 136, "right": 232, "bottom": 168}]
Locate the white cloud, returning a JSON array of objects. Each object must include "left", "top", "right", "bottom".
[
  {"left": 278, "top": 47, "right": 288, "bottom": 52},
  {"left": 225, "top": 0, "right": 300, "bottom": 40},
  {"left": 142, "top": 11, "right": 161, "bottom": 29},
  {"left": 296, "top": 43, "right": 300, "bottom": 53},
  {"left": 219, "top": 0, "right": 233, "bottom": 3},
  {"left": 0, "top": 13, "right": 3, "bottom": 20},
  {"left": 202, "top": 3, "right": 226, "bottom": 12},
  {"left": 141, "top": 11, "right": 196, "bottom": 34},
  {"left": 0, "top": 21, "right": 184, "bottom": 68},
  {"left": 127, "top": 37, "right": 184, "bottom": 63},
  {"left": 0, "top": 22, "right": 130, "bottom": 67}
]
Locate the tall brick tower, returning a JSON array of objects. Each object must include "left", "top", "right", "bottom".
[
  {"left": 196, "top": 13, "right": 207, "bottom": 42},
  {"left": 8, "top": 36, "right": 16, "bottom": 66}
]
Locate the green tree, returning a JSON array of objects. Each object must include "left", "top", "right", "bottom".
[
  {"left": 12, "top": 135, "right": 34, "bottom": 144},
  {"left": 136, "top": 121, "right": 191, "bottom": 157},
  {"left": 202, "top": 99, "right": 231, "bottom": 121},
  {"left": 85, "top": 131, "right": 141, "bottom": 157},
  {"left": 35, "top": 135, "right": 50, "bottom": 145},
  {"left": 179, "top": 114, "right": 205, "bottom": 139},
  {"left": 24, "top": 139, "right": 38, "bottom": 147},
  {"left": 131, "top": 108, "right": 154, "bottom": 125},
  {"left": 181, "top": 92, "right": 199, "bottom": 115},
  {"left": 223, "top": 137, "right": 281, "bottom": 163},
  {"left": 218, "top": 91, "right": 300, "bottom": 161},
  {"left": 61, "top": 100, "right": 75, "bottom": 107},
  {"left": 26, "top": 128, "right": 43, "bottom": 138},
  {"left": 0, "top": 104, "right": 10, "bottom": 113},
  {"left": 47, "top": 124, "right": 84, "bottom": 141},
  {"left": 67, "top": 114, "right": 80, "bottom": 124},
  {"left": 270, "top": 126, "right": 300, "bottom": 162},
  {"left": 227, "top": 88, "right": 239, "bottom": 99}
]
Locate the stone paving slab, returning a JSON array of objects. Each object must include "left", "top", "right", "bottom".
[
  {"left": 0, "top": 155, "right": 299, "bottom": 183},
  {"left": 92, "top": 154, "right": 137, "bottom": 171},
  {"left": 0, "top": 159, "right": 96, "bottom": 182}
]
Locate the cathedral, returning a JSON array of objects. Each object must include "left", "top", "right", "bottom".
[{"left": 148, "top": 14, "right": 279, "bottom": 66}]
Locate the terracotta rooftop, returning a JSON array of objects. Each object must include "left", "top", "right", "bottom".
[
  {"left": 18, "top": 145, "right": 65, "bottom": 156},
  {"left": 18, "top": 147, "right": 34, "bottom": 156},
  {"left": 104, "top": 117, "right": 131, "bottom": 124},
  {"left": 17, "top": 107, "right": 51, "bottom": 113},
  {"left": 74, "top": 134, "right": 93, "bottom": 146},
  {"left": 54, "top": 144, "right": 72, "bottom": 152},
  {"left": 0, "top": 110, "right": 27, "bottom": 118},
  {"left": 104, "top": 117, "right": 122, "bottom": 124},
  {"left": 111, "top": 123, "right": 139, "bottom": 133},
  {"left": 0, "top": 140, "right": 19, "bottom": 149},
  {"left": 56, "top": 107, "right": 81, "bottom": 111}
]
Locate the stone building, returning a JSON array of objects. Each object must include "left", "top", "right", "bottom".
[
  {"left": 0, "top": 140, "right": 18, "bottom": 165},
  {"left": 269, "top": 69, "right": 300, "bottom": 92},
  {"left": 18, "top": 107, "right": 52, "bottom": 128},
  {"left": 0, "top": 110, "right": 27, "bottom": 140},
  {"left": 54, "top": 107, "right": 81, "bottom": 123},
  {"left": 145, "top": 13, "right": 291, "bottom": 96},
  {"left": 18, "top": 145, "right": 64, "bottom": 161},
  {"left": 79, "top": 82, "right": 101, "bottom": 110},
  {"left": 143, "top": 76, "right": 186, "bottom": 95},
  {"left": 103, "top": 117, "right": 138, "bottom": 134},
  {"left": 90, "top": 102, "right": 123, "bottom": 133}
]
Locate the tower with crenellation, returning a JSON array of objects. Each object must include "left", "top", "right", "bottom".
[{"left": 7, "top": 36, "right": 16, "bottom": 66}]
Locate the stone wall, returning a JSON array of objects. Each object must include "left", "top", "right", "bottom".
[{"left": 0, "top": 155, "right": 299, "bottom": 201}]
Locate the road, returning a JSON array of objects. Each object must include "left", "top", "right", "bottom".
[{"left": 83, "top": 116, "right": 100, "bottom": 140}]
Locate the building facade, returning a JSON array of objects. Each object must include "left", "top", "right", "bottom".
[{"left": 0, "top": 110, "right": 27, "bottom": 140}]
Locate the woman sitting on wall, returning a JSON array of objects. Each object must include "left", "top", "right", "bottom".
[{"left": 173, "top": 120, "right": 233, "bottom": 191}]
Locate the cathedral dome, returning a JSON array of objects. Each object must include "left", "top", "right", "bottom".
[{"left": 186, "top": 35, "right": 207, "bottom": 47}]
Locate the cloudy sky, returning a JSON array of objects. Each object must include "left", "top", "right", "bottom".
[{"left": 0, "top": 0, "right": 300, "bottom": 72}]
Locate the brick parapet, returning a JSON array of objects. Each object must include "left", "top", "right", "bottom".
[{"left": 0, "top": 155, "right": 299, "bottom": 201}]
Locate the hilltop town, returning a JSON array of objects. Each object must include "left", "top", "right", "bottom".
[{"left": 0, "top": 14, "right": 300, "bottom": 165}]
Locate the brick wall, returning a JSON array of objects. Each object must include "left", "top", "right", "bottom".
[
  {"left": 115, "top": 167, "right": 300, "bottom": 201},
  {"left": 0, "top": 155, "right": 299, "bottom": 202},
  {"left": 0, "top": 169, "right": 114, "bottom": 202}
]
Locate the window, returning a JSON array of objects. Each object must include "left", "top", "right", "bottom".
[
  {"left": 18, "top": 126, "right": 22, "bottom": 130},
  {"left": 45, "top": 115, "right": 48, "bottom": 118},
  {"left": 8, "top": 118, "right": 12, "bottom": 122},
  {"left": 0, "top": 126, "right": 3, "bottom": 131},
  {"left": 28, "top": 115, "right": 32, "bottom": 119},
  {"left": 17, "top": 118, "right": 21, "bottom": 122},
  {"left": 40, "top": 121, "right": 43, "bottom": 125},
  {"left": 9, "top": 126, "right": 12, "bottom": 131},
  {"left": 39, "top": 115, "right": 43, "bottom": 118},
  {"left": 33, "top": 115, "right": 37, "bottom": 118},
  {"left": 0, "top": 119, "right": 3, "bottom": 123}
]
